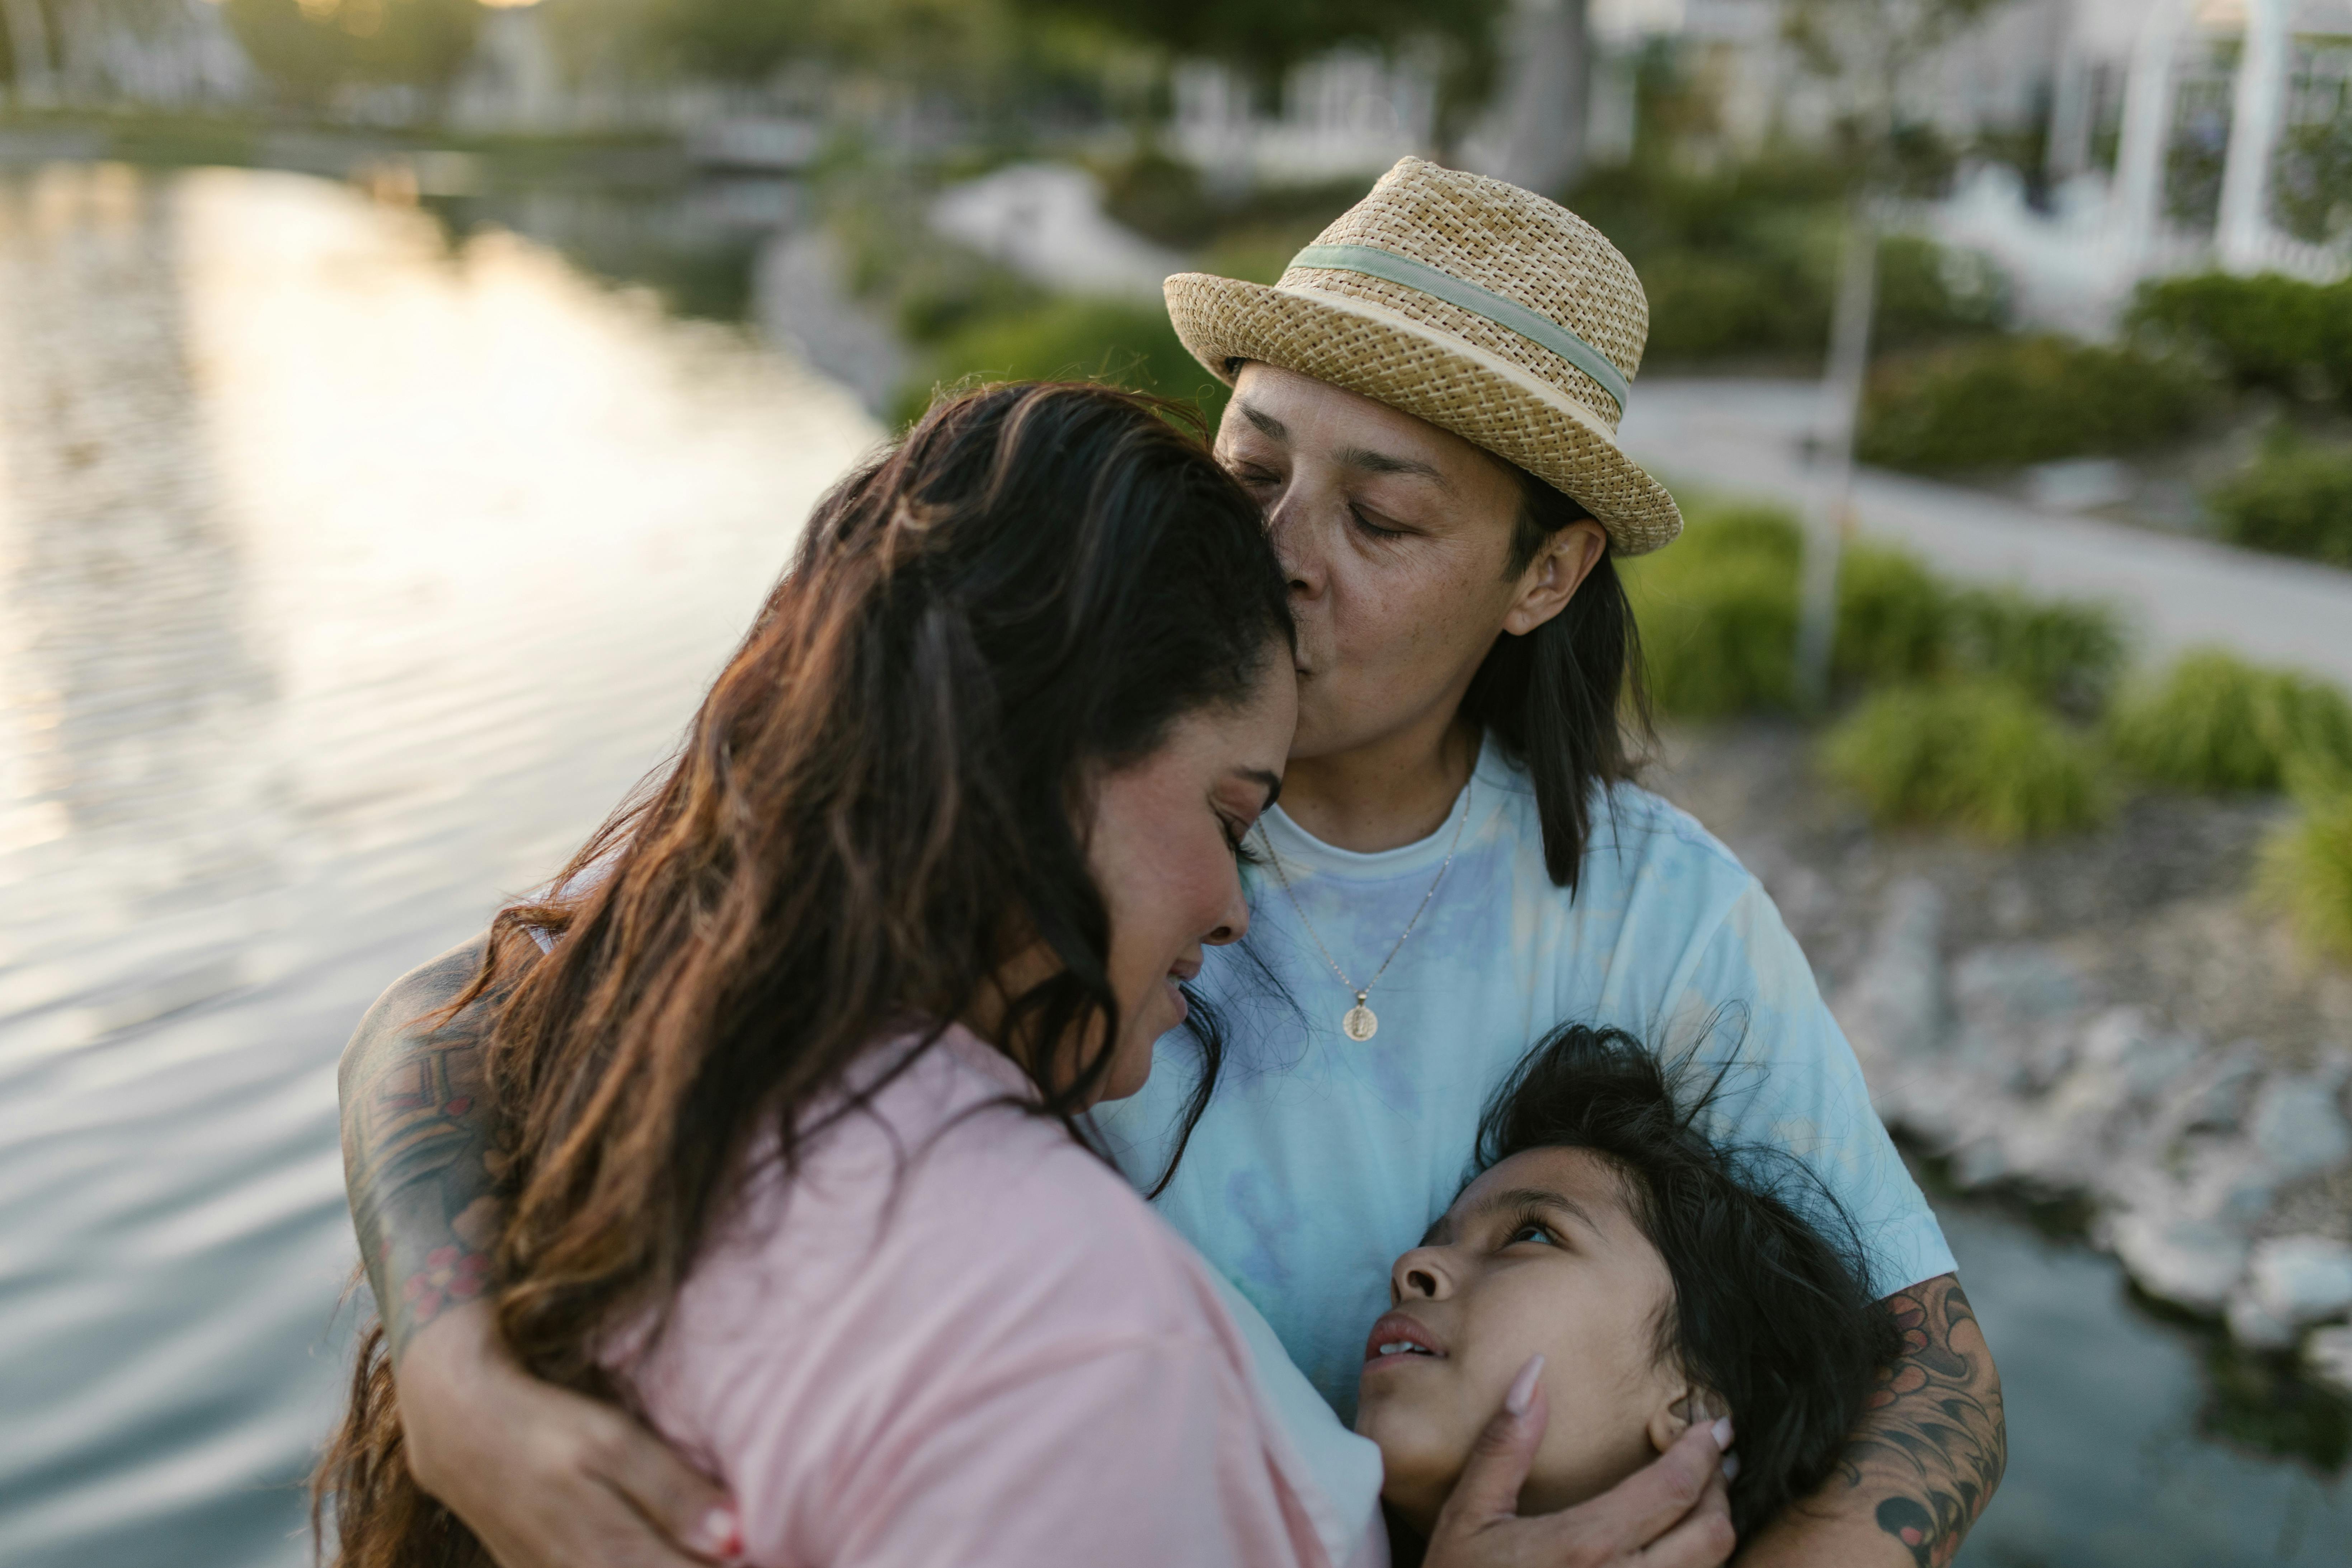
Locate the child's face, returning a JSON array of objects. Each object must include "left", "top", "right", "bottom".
[{"left": 1353, "top": 1146, "right": 1707, "bottom": 1532}]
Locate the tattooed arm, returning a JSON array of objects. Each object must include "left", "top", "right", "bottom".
[
  {"left": 1736, "top": 1274, "right": 2005, "bottom": 1568},
  {"left": 340, "top": 937, "right": 503, "bottom": 1362},
  {"left": 337, "top": 937, "right": 739, "bottom": 1568}
]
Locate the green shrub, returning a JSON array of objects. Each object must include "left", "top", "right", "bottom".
[
  {"left": 1873, "top": 235, "right": 2010, "bottom": 351},
  {"left": 2108, "top": 648, "right": 2352, "bottom": 792},
  {"left": 2257, "top": 782, "right": 2352, "bottom": 963},
  {"left": 891, "top": 261, "right": 1048, "bottom": 348},
  {"left": 1099, "top": 150, "right": 1220, "bottom": 246},
  {"left": 1857, "top": 334, "right": 2205, "bottom": 471},
  {"left": 893, "top": 297, "right": 1227, "bottom": 427},
  {"left": 2274, "top": 118, "right": 2352, "bottom": 247},
  {"left": 2206, "top": 438, "right": 2352, "bottom": 568},
  {"left": 1947, "top": 587, "right": 2129, "bottom": 716},
  {"left": 1624, "top": 507, "right": 1802, "bottom": 716},
  {"left": 1197, "top": 226, "right": 1314, "bottom": 286},
  {"left": 2126, "top": 272, "right": 2352, "bottom": 403},
  {"left": 1631, "top": 508, "right": 2126, "bottom": 718},
  {"left": 1821, "top": 680, "right": 2112, "bottom": 841},
  {"left": 1833, "top": 542, "right": 1951, "bottom": 688},
  {"left": 2270, "top": 675, "right": 2352, "bottom": 786},
  {"left": 1637, "top": 249, "right": 1826, "bottom": 362}
]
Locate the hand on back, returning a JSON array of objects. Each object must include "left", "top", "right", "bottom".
[{"left": 399, "top": 1300, "right": 742, "bottom": 1568}]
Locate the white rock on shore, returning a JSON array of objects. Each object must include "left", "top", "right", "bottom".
[
  {"left": 2240, "top": 1237, "right": 2352, "bottom": 1331},
  {"left": 1835, "top": 879, "right": 2352, "bottom": 1359},
  {"left": 2309, "top": 1324, "right": 2352, "bottom": 1398}
]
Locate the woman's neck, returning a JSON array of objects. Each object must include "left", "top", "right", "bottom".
[{"left": 1277, "top": 714, "right": 1481, "bottom": 854}]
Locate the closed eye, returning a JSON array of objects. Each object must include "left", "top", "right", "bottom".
[
  {"left": 1350, "top": 505, "right": 1408, "bottom": 541},
  {"left": 1223, "top": 815, "right": 1266, "bottom": 867}
]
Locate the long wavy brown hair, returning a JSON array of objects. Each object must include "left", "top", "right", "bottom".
[{"left": 315, "top": 381, "right": 1294, "bottom": 1566}]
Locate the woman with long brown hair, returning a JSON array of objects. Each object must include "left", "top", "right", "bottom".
[{"left": 318, "top": 382, "right": 1326, "bottom": 1566}]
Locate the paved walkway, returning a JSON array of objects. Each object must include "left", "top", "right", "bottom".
[{"left": 1617, "top": 378, "right": 2352, "bottom": 689}]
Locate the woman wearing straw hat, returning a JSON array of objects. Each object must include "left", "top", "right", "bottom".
[{"left": 337, "top": 161, "right": 2001, "bottom": 1567}]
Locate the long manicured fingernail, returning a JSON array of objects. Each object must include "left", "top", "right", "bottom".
[
  {"left": 690, "top": 1506, "right": 743, "bottom": 1559},
  {"left": 1711, "top": 1416, "right": 1735, "bottom": 1450},
  {"left": 1722, "top": 1453, "right": 1742, "bottom": 1481},
  {"left": 1504, "top": 1354, "right": 1546, "bottom": 1416}
]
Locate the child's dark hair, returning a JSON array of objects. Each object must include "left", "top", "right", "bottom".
[{"left": 1473, "top": 1023, "right": 1900, "bottom": 1539}]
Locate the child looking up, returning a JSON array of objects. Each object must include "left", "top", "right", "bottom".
[{"left": 1356, "top": 1023, "right": 1900, "bottom": 1553}]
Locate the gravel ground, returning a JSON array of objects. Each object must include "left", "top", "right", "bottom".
[
  {"left": 1649, "top": 718, "right": 2352, "bottom": 1061},
  {"left": 1647, "top": 717, "right": 2352, "bottom": 1260}
]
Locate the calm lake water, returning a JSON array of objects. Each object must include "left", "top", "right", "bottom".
[{"left": 0, "top": 160, "right": 2344, "bottom": 1568}]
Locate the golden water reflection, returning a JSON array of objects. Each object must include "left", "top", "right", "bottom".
[{"left": 0, "top": 162, "right": 875, "bottom": 1567}]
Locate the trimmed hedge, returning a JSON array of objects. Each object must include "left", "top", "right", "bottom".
[
  {"left": 1831, "top": 542, "right": 1948, "bottom": 688},
  {"left": 2126, "top": 271, "right": 2352, "bottom": 404},
  {"left": 1624, "top": 507, "right": 1803, "bottom": 717},
  {"left": 1628, "top": 505, "right": 2125, "bottom": 718},
  {"left": 1820, "top": 680, "right": 2112, "bottom": 842},
  {"left": 1857, "top": 334, "right": 2206, "bottom": 472},
  {"left": 2206, "top": 439, "right": 2352, "bottom": 569},
  {"left": 2107, "top": 648, "right": 2352, "bottom": 793},
  {"left": 1947, "top": 587, "right": 2130, "bottom": 717}
]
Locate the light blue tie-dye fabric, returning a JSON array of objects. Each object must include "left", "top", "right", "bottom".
[{"left": 1093, "top": 739, "right": 1954, "bottom": 1422}]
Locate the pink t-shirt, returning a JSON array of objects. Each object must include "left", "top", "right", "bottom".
[{"left": 616, "top": 1026, "right": 1339, "bottom": 1568}]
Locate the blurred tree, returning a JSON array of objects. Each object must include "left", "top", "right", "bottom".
[
  {"left": 1013, "top": 0, "right": 1505, "bottom": 141},
  {"left": 358, "top": 0, "right": 485, "bottom": 98},
  {"left": 1013, "top": 0, "right": 1500, "bottom": 82},
  {"left": 1778, "top": 0, "right": 2014, "bottom": 707},
  {"left": 221, "top": 0, "right": 355, "bottom": 109},
  {"left": 639, "top": 0, "right": 1027, "bottom": 86},
  {"left": 2276, "top": 112, "right": 2352, "bottom": 245},
  {"left": 0, "top": 0, "right": 50, "bottom": 99},
  {"left": 221, "top": 0, "right": 482, "bottom": 112},
  {"left": 1781, "top": 0, "right": 2012, "bottom": 187}
]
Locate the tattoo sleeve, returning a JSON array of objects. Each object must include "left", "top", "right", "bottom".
[
  {"left": 337, "top": 936, "right": 506, "bottom": 1362},
  {"left": 1836, "top": 1274, "right": 2007, "bottom": 1566}
]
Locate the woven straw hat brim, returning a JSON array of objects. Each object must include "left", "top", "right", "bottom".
[{"left": 1167, "top": 272, "right": 1682, "bottom": 556}]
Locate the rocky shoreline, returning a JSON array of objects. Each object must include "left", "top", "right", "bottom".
[{"left": 1652, "top": 720, "right": 2352, "bottom": 1392}]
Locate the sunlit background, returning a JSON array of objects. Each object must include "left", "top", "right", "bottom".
[{"left": 2, "top": 3, "right": 2350, "bottom": 1565}]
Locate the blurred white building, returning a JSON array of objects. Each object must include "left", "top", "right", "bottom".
[
  {"left": 1602, "top": 0, "right": 2352, "bottom": 324},
  {"left": 1171, "top": 47, "right": 1439, "bottom": 188},
  {"left": 2, "top": 0, "right": 253, "bottom": 109}
]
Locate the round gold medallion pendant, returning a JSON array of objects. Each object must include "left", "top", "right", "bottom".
[{"left": 1342, "top": 1004, "right": 1379, "bottom": 1042}]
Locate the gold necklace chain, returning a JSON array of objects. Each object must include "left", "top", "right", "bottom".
[{"left": 1256, "top": 779, "right": 1473, "bottom": 1042}]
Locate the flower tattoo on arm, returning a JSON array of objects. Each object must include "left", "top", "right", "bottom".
[
  {"left": 1839, "top": 1275, "right": 2007, "bottom": 1567},
  {"left": 338, "top": 939, "right": 507, "bottom": 1361}
]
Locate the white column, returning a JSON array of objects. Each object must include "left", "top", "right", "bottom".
[
  {"left": 2111, "top": 0, "right": 2197, "bottom": 263},
  {"left": 1469, "top": 0, "right": 1590, "bottom": 194},
  {"left": 2217, "top": 0, "right": 2291, "bottom": 271}
]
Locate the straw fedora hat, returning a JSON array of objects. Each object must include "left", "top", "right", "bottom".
[{"left": 1165, "top": 156, "right": 1681, "bottom": 555}]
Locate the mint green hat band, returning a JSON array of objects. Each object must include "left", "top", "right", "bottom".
[{"left": 1287, "top": 243, "right": 1632, "bottom": 414}]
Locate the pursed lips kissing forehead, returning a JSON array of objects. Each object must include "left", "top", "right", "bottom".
[{"left": 1212, "top": 362, "right": 1608, "bottom": 770}]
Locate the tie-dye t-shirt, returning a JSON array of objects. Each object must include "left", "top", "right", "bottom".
[{"left": 1092, "top": 739, "right": 1953, "bottom": 1420}]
